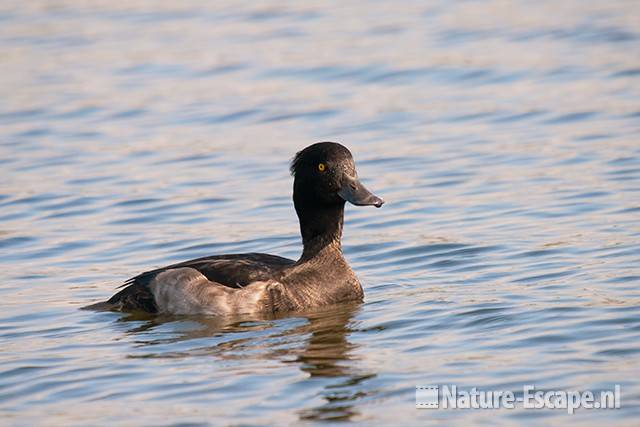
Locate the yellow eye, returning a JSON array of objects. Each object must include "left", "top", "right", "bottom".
[{"left": 318, "top": 163, "right": 326, "bottom": 172}]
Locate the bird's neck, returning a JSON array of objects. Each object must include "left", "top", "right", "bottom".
[{"left": 295, "top": 200, "right": 345, "bottom": 261}]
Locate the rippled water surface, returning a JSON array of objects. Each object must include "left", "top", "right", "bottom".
[{"left": 1, "top": 1, "right": 639, "bottom": 425}]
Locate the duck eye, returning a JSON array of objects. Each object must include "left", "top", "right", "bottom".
[{"left": 318, "top": 163, "right": 326, "bottom": 172}]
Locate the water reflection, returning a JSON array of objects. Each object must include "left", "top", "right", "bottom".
[
  {"left": 119, "top": 302, "right": 371, "bottom": 421},
  {"left": 291, "top": 304, "right": 374, "bottom": 422}
]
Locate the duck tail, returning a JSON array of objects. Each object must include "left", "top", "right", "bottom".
[{"left": 81, "top": 300, "right": 115, "bottom": 311}]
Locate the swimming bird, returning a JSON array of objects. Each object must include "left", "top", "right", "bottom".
[{"left": 90, "top": 142, "right": 384, "bottom": 315}]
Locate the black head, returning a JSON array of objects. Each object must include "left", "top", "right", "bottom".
[{"left": 290, "top": 142, "right": 384, "bottom": 209}]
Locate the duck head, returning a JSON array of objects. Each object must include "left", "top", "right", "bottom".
[
  {"left": 290, "top": 142, "right": 384, "bottom": 252},
  {"left": 290, "top": 142, "right": 384, "bottom": 209}
]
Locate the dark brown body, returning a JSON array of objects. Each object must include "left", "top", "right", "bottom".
[{"left": 91, "top": 142, "right": 382, "bottom": 315}]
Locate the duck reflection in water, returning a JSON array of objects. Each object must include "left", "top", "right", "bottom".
[{"left": 119, "top": 302, "right": 375, "bottom": 422}]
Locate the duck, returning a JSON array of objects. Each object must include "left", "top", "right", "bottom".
[{"left": 89, "top": 142, "right": 384, "bottom": 315}]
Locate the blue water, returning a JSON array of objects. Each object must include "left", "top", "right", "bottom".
[{"left": 1, "top": 1, "right": 639, "bottom": 425}]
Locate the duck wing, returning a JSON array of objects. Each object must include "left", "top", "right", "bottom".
[
  {"left": 123, "top": 253, "right": 294, "bottom": 289},
  {"left": 104, "top": 253, "right": 295, "bottom": 312}
]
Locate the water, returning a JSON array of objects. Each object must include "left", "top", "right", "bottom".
[{"left": 1, "top": 0, "right": 639, "bottom": 425}]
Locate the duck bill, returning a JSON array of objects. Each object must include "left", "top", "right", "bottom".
[{"left": 338, "top": 175, "right": 384, "bottom": 208}]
